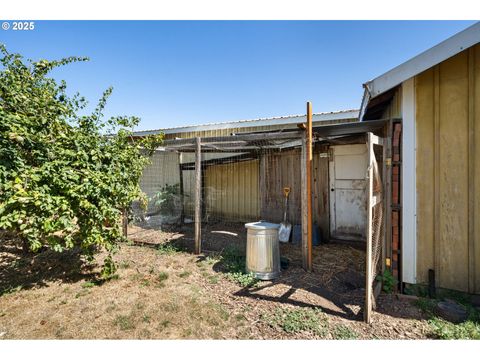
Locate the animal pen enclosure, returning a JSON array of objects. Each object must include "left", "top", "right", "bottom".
[{"left": 135, "top": 119, "right": 387, "bottom": 323}]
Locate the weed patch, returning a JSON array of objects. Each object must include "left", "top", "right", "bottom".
[
  {"left": 220, "top": 246, "right": 258, "bottom": 288},
  {"left": 157, "top": 271, "right": 169, "bottom": 284},
  {"left": 114, "top": 315, "right": 135, "bottom": 331},
  {"left": 178, "top": 271, "right": 191, "bottom": 278},
  {"left": 428, "top": 317, "right": 480, "bottom": 339},
  {"left": 415, "top": 296, "right": 480, "bottom": 339},
  {"left": 262, "top": 307, "right": 327, "bottom": 336},
  {"left": 333, "top": 324, "right": 358, "bottom": 339},
  {"left": 157, "top": 243, "right": 181, "bottom": 256},
  {"left": 81, "top": 281, "right": 96, "bottom": 289}
]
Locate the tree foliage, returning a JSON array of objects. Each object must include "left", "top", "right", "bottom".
[{"left": 0, "top": 45, "right": 163, "bottom": 274}]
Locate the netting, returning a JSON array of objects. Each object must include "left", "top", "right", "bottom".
[{"left": 371, "top": 149, "right": 384, "bottom": 289}]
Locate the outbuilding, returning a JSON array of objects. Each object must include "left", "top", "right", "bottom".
[{"left": 360, "top": 21, "right": 480, "bottom": 296}]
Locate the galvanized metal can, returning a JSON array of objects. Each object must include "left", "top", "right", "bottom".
[{"left": 245, "top": 221, "right": 281, "bottom": 280}]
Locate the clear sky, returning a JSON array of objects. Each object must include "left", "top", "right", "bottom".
[{"left": 0, "top": 20, "right": 476, "bottom": 130}]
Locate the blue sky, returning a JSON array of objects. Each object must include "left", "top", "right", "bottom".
[{"left": 0, "top": 20, "right": 476, "bottom": 130}]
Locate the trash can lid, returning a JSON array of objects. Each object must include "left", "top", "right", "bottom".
[{"left": 245, "top": 221, "right": 280, "bottom": 230}]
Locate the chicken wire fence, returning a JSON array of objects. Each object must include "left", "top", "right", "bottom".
[
  {"left": 371, "top": 148, "right": 384, "bottom": 289},
  {"left": 132, "top": 135, "right": 305, "bottom": 246},
  {"left": 131, "top": 133, "right": 385, "bottom": 286}
]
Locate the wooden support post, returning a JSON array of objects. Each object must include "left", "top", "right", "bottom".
[
  {"left": 301, "top": 102, "right": 313, "bottom": 272},
  {"left": 306, "top": 102, "right": 313, "bottom": 272},
  {"left": 194, "top": 137, "right": 202, "bottom": 255},
  {"left": 301, "top": 132, "right": 308, "bottom": 270},
  {"left": 365, "top": 132, "right": 374, "bottom": 324},
  {"left": 178, "top": 152, "right": 185, "bottom": 225},
  {"left": 122, "top": 208, "right": 128, "bottom": 238},
  {"left": 381, "top": 130, "right": 388, "bottom": 275},
  {"left": 384, "top": 120, "right": 392, "bottom": 273}
]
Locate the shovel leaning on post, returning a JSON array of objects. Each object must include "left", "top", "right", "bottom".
[{"left": 278, "top": 187, "right": 291, "bottom": 243}]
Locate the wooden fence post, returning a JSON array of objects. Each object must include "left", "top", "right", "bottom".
[
  {"left": 194, "top": 137, "right": 202, "bottom": 255},
  {"left": 365, "top": 132, "right": 374, "bottom": 323},
  {"left": 301, "top": 102, "right": 313, "bottom": 272}
]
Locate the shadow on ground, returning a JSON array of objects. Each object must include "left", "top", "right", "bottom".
[{"left": 0, "top": 234, "right": 96, "bottom": 294}]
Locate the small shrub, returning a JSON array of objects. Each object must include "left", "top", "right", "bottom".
[
  {"left": 376, "top": 269, "right": 397, "bottom": 294},
  {"left": 262, "top": 307, "right": 326, "bottom": 336},
  {"left": 151, "top": 184, "right": 181, "bottom": 216}
]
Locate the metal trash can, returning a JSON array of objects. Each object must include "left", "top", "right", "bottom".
[{"left": 245, "top": 221, "right": 281, "bottom": 280}]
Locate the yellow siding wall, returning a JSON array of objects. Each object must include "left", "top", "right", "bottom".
[
  {"left": 415, "top": 44, "right": 480, "bottom": 294},
  {"left": 381, "top": 88, "right": 403, "bottom": 119},
  {"left": 204, "top": 160, "right": 260, "bottom": 222}
]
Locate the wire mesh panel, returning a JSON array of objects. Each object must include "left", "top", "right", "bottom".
[
  {"left": 364, "top": 133, "right": 385, "bottom": 323},
  {"left": 371, "top": 150, "right": 384, "bottom": 293},
  {"left": 193, "top": 139, "right": 298, "bottom": 254}
]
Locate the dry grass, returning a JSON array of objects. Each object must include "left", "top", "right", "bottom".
[{"left": 0, "top": 225, "right": 431, "bottom": 339}]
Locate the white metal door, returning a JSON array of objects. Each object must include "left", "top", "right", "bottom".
[{"left": 329, "top": 144, "right": 368, "bottom": 241}]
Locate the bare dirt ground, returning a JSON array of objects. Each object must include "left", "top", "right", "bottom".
[{"left": 0, "top": 224, "right": 431, "bottom": 339}]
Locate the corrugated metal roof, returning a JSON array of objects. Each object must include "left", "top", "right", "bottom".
[{"left": 133, "top": 109, "right": 359, "bottom": 136}]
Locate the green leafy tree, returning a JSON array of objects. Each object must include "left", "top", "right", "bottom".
[{"left": 0, "top": 45, "right": 163, "bottom": 276}]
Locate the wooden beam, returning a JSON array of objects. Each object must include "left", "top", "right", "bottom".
[
  {"left": 194, "top": 137, "right": 202, "bottom": 255},
  {"left": 306, "top": 102, "right": 313, "bottom": 272},
  {"left": 370, "top": 134, "right": 383, "bottom": 146},
  {"left": 365, "top": 132, "right": 374, "bottom": 324},
  {"left": 162, "top": 130, "right": 304, "bottom": 147}
]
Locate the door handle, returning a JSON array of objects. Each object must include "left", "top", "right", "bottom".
[{"left": 331, "top": 188, "right": 335, "bottom": 192}]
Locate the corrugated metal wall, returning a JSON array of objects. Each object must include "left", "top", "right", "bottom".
[
  {"left": 204, "top": 160, "right": 259, "bottom": 222},
  {"left": 416, "top": 44, "right": 480, "bottom": 294}
]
